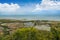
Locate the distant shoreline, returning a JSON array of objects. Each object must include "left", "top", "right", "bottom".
[{"left": 0, "top": 18, "right": 60, "bottom": 21}]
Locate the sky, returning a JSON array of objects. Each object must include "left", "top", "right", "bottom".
[{"left": 0, "top": 0, "right": 60, "bottom": 15}]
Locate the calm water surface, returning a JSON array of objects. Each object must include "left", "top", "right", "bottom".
[{"left": 0, "top": 15, "right": 60, "bottom": 21}]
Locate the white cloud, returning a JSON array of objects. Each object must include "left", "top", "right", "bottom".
[
  {"left": 0, "top": 3, "right": 20, "bottom": 12},
  {"left": 0, "top": 3, "right": 35, "bottom": 15},
  {"left": 33, "top": 0, "right": 60, "bottom": 12}
]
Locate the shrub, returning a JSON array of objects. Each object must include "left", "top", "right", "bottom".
[
  {"left": 51, "top": 27, "right": 60, "bottom": 40},
  {"left": 12, "top": 27, "right": 54, "bottom": 40}
]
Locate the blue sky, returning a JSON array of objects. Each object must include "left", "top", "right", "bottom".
[
  {"left": 0, "top": 0, "right": 60, "bottom": 15},
  {"left": 0, "top": 0, "right": 41, "bottom": 4}
]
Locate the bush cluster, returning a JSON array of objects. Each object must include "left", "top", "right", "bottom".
[{"left": 0, "top": 27, "right": 60, "bottom": 40}]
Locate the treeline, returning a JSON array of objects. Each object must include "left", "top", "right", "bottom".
[{"left": 0, "top": 27, "right": 60, "bottom": 40}]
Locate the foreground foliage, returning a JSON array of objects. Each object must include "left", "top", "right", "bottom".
[{"left": 0, "top": 27, "right": 60, "bottom": 40}]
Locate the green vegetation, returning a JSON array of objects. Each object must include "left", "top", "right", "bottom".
[
  {"left": 0, "top": 19, "right": 60, "bottom": 40},
  {"left": 0, "top": 27, "right": 60, "bottom": 40},
  {"left": 0, "top": 19, "right": 21, "bottom": 23},
  {"left": 51, "top": 27, "right": 60, "bottom": 40}
]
